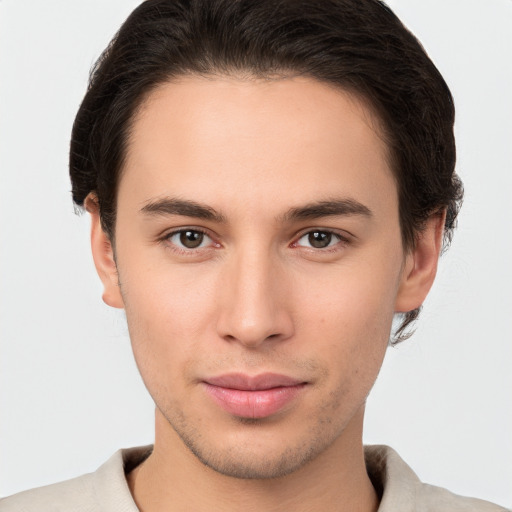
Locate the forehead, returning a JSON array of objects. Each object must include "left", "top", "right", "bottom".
[{"left": 120, "top": 75, "right": 397, "bottom": 219}]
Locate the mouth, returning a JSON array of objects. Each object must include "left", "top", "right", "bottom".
[{"left": 202, "top": 373, "right": 308, "bottom": 419}]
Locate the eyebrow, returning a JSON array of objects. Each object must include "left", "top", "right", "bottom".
[
  {"left": 281, "top": 199, "right": 373, "bottom": 222},
  {"left": 140, "top": 197, "right": 227, "bottom": 223},
  {"left": 140, "top": 197, "right": 372, "bottom": 223}
]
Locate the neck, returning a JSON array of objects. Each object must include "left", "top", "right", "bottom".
[{"left": 128, "top": 406, "right": 378, "bottom": 512}]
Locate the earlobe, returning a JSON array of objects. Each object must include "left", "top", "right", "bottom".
[
  {"left": 394, "top": 210, "right": 446, "bottom": 313},
  {"left": 85, "top": 194, "right": 125, "bottom": 309}
]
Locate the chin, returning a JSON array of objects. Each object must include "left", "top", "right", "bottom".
[
  {"left": 186, "top": 439, "right": 320, "bottom": 480},
  {"left": 167, "top": 410, "right": 345, "bottom": 480}
]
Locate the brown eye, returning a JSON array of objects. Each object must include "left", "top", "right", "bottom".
[
  {"left": 294, "top": 230, "right": 347, "bottom": 251},
  {"left": 164, "top": 229, "right": 217, "bottom": 254},
  {"left": 307, "top": 231, "right": 333, "bottom": 248},
  {"left": 178, "top": 230, "right": 205, "bottom": 248}
]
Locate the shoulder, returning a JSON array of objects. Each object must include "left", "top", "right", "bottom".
[
  {"left": 0, "top": 446, "right": 150, "bottom": 512},
  {"left": 0, "top": 473, "right": 97, "bottom": 512},
  {"left": 365, "top": 445, "right": 509, "bottom": 512},
  {"left": 416, "top": 482, "right": 510, "bottom": 512}
]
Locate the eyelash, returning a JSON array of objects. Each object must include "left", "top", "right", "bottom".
[
  {"left": 160, "top": 228, "right": 350, "bottom": 256},
  {"left": 161, "top": 228, "right": 219, "bottom": 256},
  {"left": 292, "top": 230, "right": 350, "bottom": 252}
]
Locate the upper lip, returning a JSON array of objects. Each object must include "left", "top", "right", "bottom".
[{"left": 204, "top": 373, "right": 305, "bottom": 391}]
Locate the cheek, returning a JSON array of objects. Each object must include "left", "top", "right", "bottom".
[
  {"left": 118, "top": 262, "right": 220, "bottom": 384},
  {"left": 295, "top": 258, "right": 398, "bottom": 340},
  {"left": 291, "top": 261, "right": 397, "bottom": 394}
]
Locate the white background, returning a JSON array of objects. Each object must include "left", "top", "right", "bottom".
[{"left": 0, "top": 0, "right": 511, "bottom": 507}]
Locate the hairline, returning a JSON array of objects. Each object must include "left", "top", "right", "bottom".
[{"left": 112, "top": 70, "right": 401, "bottom": 241}]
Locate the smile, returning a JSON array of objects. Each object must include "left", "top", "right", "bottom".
[{"left": 202, "top": 373, "right": 308, "bottom": 419}]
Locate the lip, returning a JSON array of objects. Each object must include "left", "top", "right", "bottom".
[{"left": 203, "top": 373, "right": 307, "bottom": 419}]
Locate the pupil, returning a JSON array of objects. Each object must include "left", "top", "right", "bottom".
[
  {"left": 309, "top": 231, "right": 331, "bottom": 248},
  {"left": 180, "top": 230, "right": 203, "bottom": 248}
]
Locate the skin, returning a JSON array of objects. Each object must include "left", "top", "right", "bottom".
[{"left": 88, "top": 76, "right": 444, "bottom": 512}]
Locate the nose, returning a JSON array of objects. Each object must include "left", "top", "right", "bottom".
[{"left": 215, "top": 247, "right": 294, "bottom": 348}]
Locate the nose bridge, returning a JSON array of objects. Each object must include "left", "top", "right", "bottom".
[{"left": 216, "top": 242, "right": 292, "bottom": 347}]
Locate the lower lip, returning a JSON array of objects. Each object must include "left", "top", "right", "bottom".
[{"left": 203, "top": 383, "right": 306, "bottom": 419}]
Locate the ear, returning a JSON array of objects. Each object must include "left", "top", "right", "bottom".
[
  {"left": 85, "top": 194, "right": 124, "bottom": 309},
  {"left": 395, "top": 210, "right": 446, "bottom": 313}
]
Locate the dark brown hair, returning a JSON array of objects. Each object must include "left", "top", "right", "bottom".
[{"left": 70, "top": 0, "right": 463, "bottom": 342}]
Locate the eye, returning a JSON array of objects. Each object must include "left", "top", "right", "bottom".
[
  {"left": 295, "top": 230, "right": 345, "bottom": 249},
  {"left": 166, "top": 229, "right": 213, "bottom": 250}
]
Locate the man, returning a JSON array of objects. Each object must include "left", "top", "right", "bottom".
[{"left": 1, "top": 0, "right": 508, "bottom": 510}]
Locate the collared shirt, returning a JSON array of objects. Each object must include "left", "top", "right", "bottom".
[{"left": 1, "top": 445, "right": 508, "bottom": 511}]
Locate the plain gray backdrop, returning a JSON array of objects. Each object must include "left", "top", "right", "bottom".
[{"left": 1, "top": 0, "right": 511, "bottom": 507}]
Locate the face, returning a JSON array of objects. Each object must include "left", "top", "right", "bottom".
[{"left": 91, "top": 75, "right": 437, "bottom": 479}]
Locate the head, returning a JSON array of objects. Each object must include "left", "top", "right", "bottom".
[
  {"left": 71, "top": 0, "right": 462, "bottom": 343},
  {"left": 70, "top": 0, "right": 462, "bottom": 479}
]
